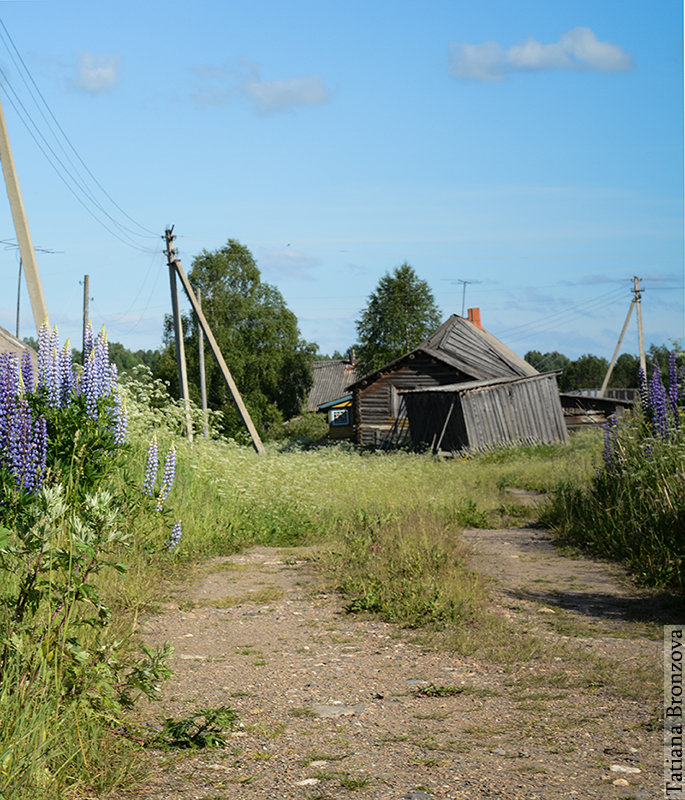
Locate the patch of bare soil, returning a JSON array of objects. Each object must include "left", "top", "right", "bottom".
[{"left": 110, "top": 529, "right": 670, "bottom": 800}]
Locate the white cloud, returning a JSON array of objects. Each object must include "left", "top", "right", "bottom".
[
  {"left": 449, "top": 27, "right": 633, "bottom": 81},
  {"left": 191, "top": 61, "right": 330, "bottom": 113},
  {"left": 244, "top": 74, "right": 329, "bottom": 114},
  {"left": 259, "top": 247, "right": 319, "bottom": 279},
  {"left": 75, "top": 52, "right": 120, "bottom": 93}
]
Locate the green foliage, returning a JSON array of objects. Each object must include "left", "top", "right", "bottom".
[
  {"left": 355, "top": 262, "right": 442, "bottom": 375},
  {"left": 558, "top": 353, "right": 609, "bottom": 391},
  {"left": 414, "top": 684, "right": 466, "bottom": 697},
  {"left": 543, "top": 368, "right": 684, "bottom": 590},
  {"left": 152, "top": 706, "right": 239, "bottom": 749},
  {"left": 106, "top": 341, "right": 160, "bottom": 374},
  {"left": 120, "top": 364, "right": 225, "bottom": 440},
  {"left": 524, "top": 350, "right": 571, "bottom": 373},
  {"left": 329, "top": 510, "right": 487, "bottom": 635},
  {"left": 154, "top": 239, "right": 316, "bottom": 438}
]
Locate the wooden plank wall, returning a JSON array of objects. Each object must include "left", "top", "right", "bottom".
[
  {"left": 461, "top": 375, "right": 568, "bottom": 449},
  {"left": 354, "top": 355, "right": 468, "bottom": 446}
]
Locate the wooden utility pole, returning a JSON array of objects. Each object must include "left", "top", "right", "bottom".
[
  {"left": 164, "top": 229, "right": 194, "bottom": 442},
  {"left": 633, "top": 276, "right": 646, "bottom": 376},
  {"left": 0, "top": 94, "right": 48, "bottom": 332},
  {"left": 196, "top": 286, "right": 209, "bottom": 439},
  {"left": 82, "top": 274, "right": 90, "bottom": 363},
  {"left": 164, "top": 228, "right": 265, "bottom": 456},
  {"left": 599, "top": 297, "right": 635, "bottom": 398}
]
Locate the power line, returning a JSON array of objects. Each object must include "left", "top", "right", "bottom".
[{"left": 0, "top": 17, "right": 157, "bottom": 250}]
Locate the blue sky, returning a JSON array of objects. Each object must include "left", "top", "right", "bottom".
[{"left": 0, "top": 0, "right": 682, "bottom": 362}]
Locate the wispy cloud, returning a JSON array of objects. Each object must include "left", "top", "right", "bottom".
[
  {"left": 74, "top": 52, "right": 120, "bottom": 93},
  {"left": 449, "top": 27, "right": 633, "bottom": 82},
  {"left": 259, "top": 246, "right": 319, "bottom": 280},
  {"left": 191, "top": 60, "right": 330, "bottom": 114}
]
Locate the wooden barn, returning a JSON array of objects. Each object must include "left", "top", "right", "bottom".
[
  {"left": 347, "top": 311, "right": 564, "bottom": 449},
  {"left": 402, "top": 373, "right": 568, "bottom": 453}
]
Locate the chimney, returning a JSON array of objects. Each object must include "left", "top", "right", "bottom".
[{"left": 467, "top": 307, "right": 482, "bottom": 329}]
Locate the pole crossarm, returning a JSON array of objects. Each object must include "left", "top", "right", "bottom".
[{"left": 164, "top": 229, "right": 265, "bottom": 456}]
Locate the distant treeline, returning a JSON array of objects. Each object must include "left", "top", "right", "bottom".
[
  {"left": 23, "top": 337, "right": 160, "bottom": 374},
  {"left": 524, "top": 343, "right": 682, "bottom": 392}
]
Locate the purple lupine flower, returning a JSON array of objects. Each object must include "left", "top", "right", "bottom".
[
  {"left": 638, "top": 368, "right": 649, "bottom": 414},
  {"left": 37, "top": 322, "right": 52, "bottom": 392},
  {"left": 114, "top": 390, "right": 127, "bottom": 446},
  {"left": 142, "top": 436, "right": 158, "bottom": 496},
  {"left": 602, "top": 413, "right": 616, "bottom": 466},
  {"left": 165, "top": 520, "right": 183, "bottom": 550},
  {"left": 156, "top": 444, "right": 176, "bottom": 511},
  {"left": 648, "top": 363, "right": 669, "bottom": 440},
  {"left": 0, "top": 354, "right": 19, "bottom": 456},
  {"left": 21, "top": 349, "right": 34, "bottom": 394},
  {"left": 58, "top": 342, "right": 76, "bottom": 407},
  {"left": 80, "top": 348, "right": 103, "bottom": 420},
  {"left": 83, "top": 321, "right": 94, "bottom": 361},
  {"left": 668, "top": 351, "right": 679, "bottom": 423},
  {"left": 4, "top": 400, "right": 47, "bottom": 493}
]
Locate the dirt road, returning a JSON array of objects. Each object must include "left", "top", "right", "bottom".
[{"left": 116, "top": 527, "right": 666, "bottom": 800}]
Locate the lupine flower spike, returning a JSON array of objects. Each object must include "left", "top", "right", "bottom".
[
  {"left": 142, "top": 435, "right": 159, "bottom": 497},
  {"left": 156, "top": 444, "right": 176, "bottom": 511},
  {"left": 166, "top": 520, "right": 183, "bottom": 550}
]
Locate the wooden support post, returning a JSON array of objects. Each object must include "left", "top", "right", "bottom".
[
  {"left": 0, "top": 95, "right": 48, "bottom": 332},
  {"left": 164, "top": 228, "right": 265, "bottom": 456},
  {"left": 165, "top": 229, "right": 193, "bottom": 442},
  {"left": 196, "top": 286, "right": 209, "bottom": 439},
  {"left": 434, "top": 396, "right": 456, "bottom": 454},
  {"left": 82, "top": 274, "right": 90, "bottom": 364},
  {"left": 599, "top": 297, "right": 635, "bottom": 398},
  {"left": 633, "top": 276, "right": 646, "bottom": 376}
]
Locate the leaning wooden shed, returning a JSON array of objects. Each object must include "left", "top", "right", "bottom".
[
  {"left": 347, "top": 312, "right": 539, "bottom": 447},
  {"left": 401, "top": 372, "right": 568, "bottom": 454}
]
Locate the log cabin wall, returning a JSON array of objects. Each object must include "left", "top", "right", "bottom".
[{"left": 353, "top": 354, "right": 469, "bottom": 446}]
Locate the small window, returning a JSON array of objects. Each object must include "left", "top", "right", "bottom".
[{"left": 330, "top": 408, "right": 350, "bottom": 427}]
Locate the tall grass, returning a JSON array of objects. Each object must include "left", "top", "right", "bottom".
[
  {"left": 158, "top": 432, "right": 598, "bottom": 559},
  {"left": 326, "top": 510, "right": 488, "bottom": 649},
  {"left": 543, "top": 358, "right": 684, "bottom": 591}
]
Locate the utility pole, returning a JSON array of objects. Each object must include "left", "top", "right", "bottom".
[
  {"left": 164, "top": 227, "right": 265, "bottom": 456},
  {"left": 15, "top": 257, "right": 21, "bottom": 338},
  {"left": 164, "top": 229, "right": 194, "bottom": 442},
  {"left": 82, "top": 274, "right": 90, "bottom": 363},
  {"left": 0, "top": 94, "right": 48, "bottom": 332},
  {"left": 196, "top": 285, "right": 209, "bottom": 439},
  {"left": 599, "top": 297, "right": 635, "bottom": 398},
  {"left": 633, "top": 276, "right": 646, "bottom": 376}
]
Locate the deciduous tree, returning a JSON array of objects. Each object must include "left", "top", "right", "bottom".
[{"left": 156, "top": 239, "right": 316, "bottom": 438}]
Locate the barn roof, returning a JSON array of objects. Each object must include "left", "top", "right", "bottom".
[
  {"left": 348, "top": 314, "right": 537, "bottom": 389},
  {"left": 307, "top": 360, "right": 358, "bottom": 411}
]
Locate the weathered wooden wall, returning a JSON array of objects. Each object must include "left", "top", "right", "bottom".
[
  {"left": 354, "top": 354, "right": 469, "bottom": 446},
  {"left": 461, "top": 374, "right": 567, "bottom": 450},
  {"left": 403, "top": 374, "right": 567, "bottom": 453}
]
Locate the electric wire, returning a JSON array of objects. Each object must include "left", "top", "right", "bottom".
[
  {"left": 0, "top": 18, "right": 157, "bottom": 251},
  {"left": 0, "top": 18, "right": 157, "bottom": 238},
  {"left": 0, "top": 67, "right": 153, "bottom": 252},
  {"left": 495, "top": 286, "right": 627, "bottom": 341}
]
